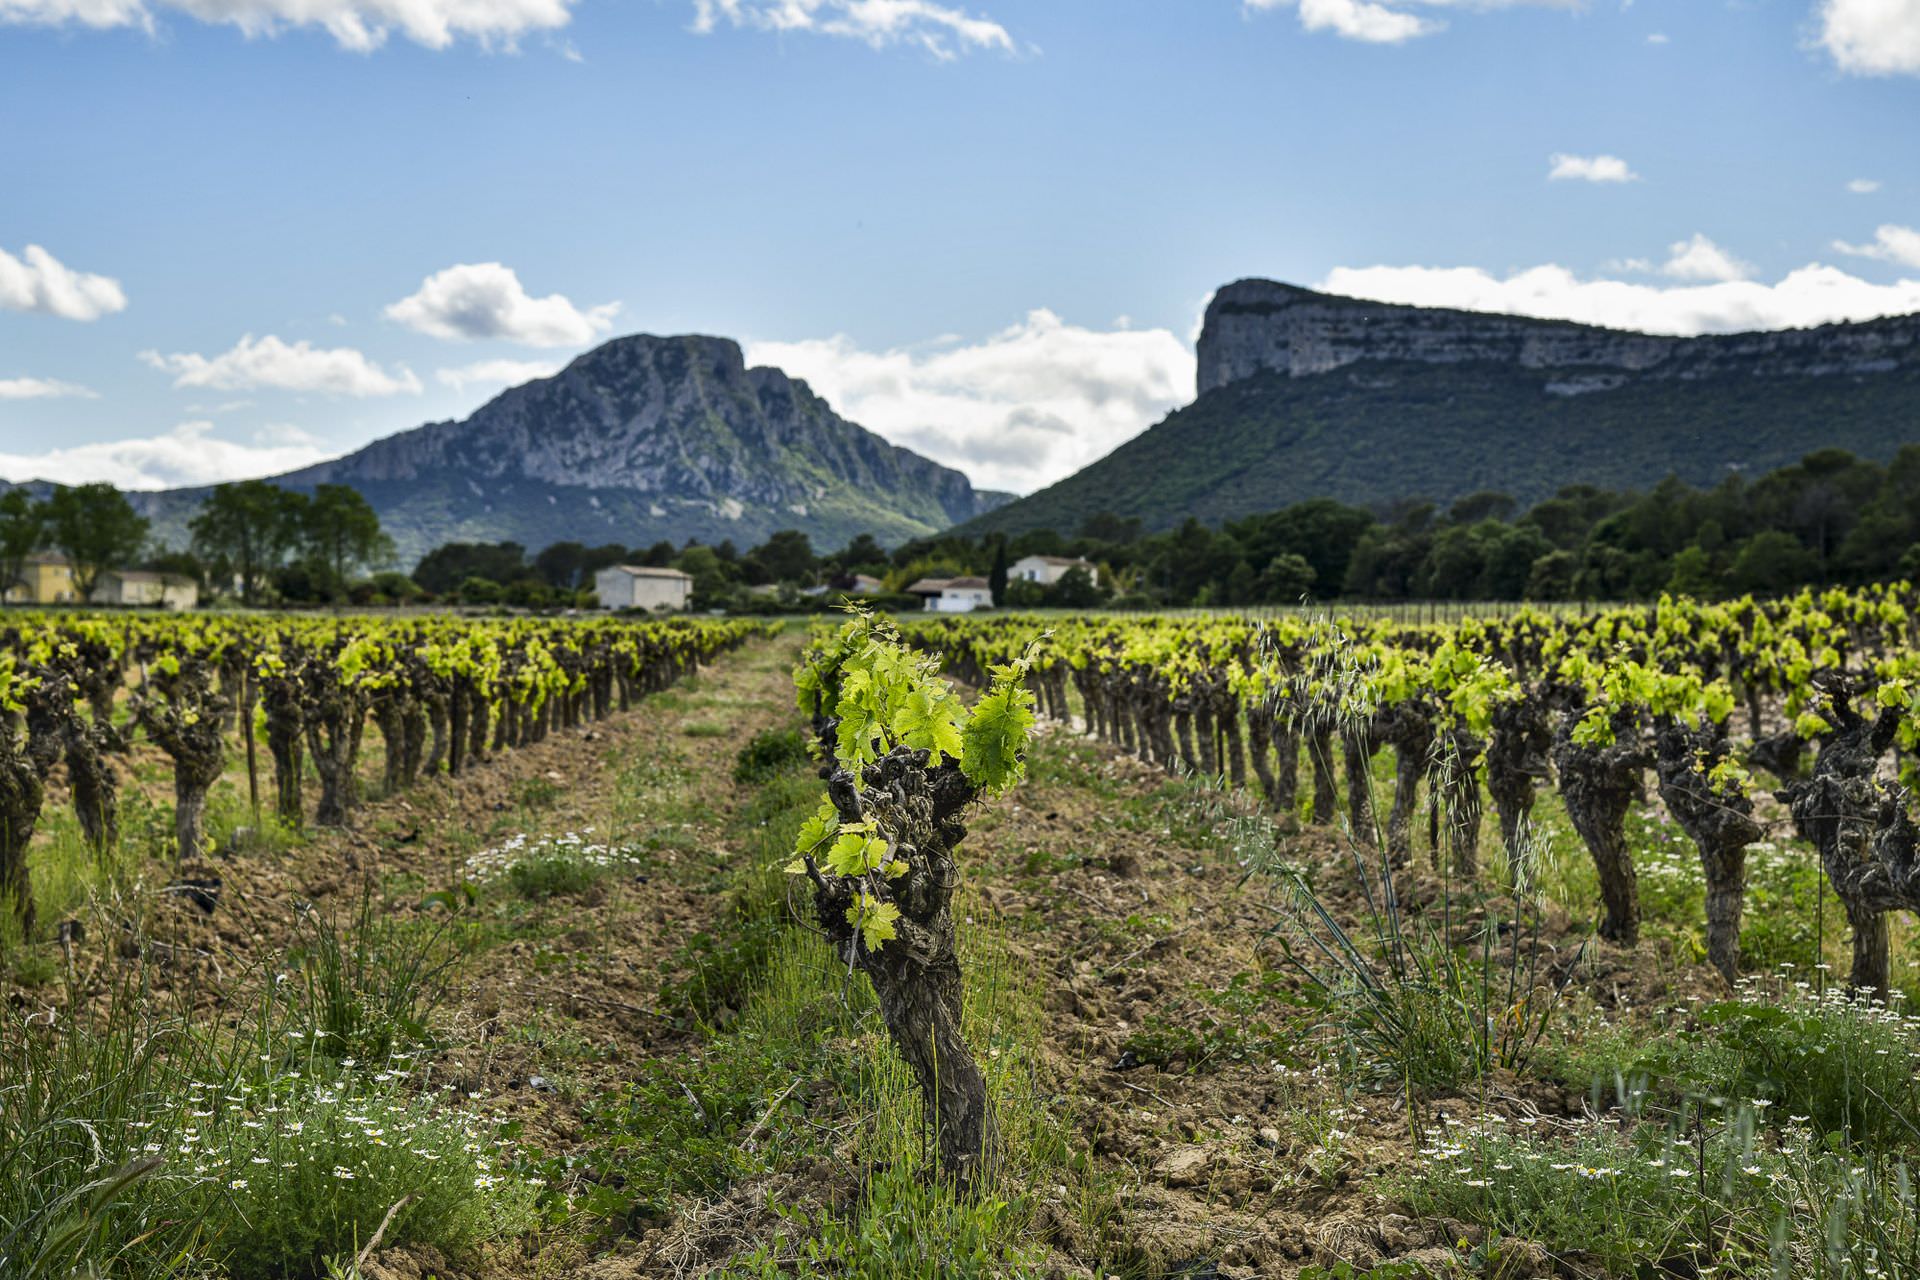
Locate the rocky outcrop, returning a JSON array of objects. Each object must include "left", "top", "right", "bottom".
[{"left": 1197, "top": 279, "right": 1920, "bottom": 395}]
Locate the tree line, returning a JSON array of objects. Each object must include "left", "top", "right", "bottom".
[
  {"left": 16, "top": 443, "right": 1911, "bottom": 612},
  {"left": 886, "top": 446, "right": 1920, "bottom": 607}
]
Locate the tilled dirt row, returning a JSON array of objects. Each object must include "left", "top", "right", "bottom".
[
  {"left": 37, "top": 638, "right": 805, "bottom": 1280},
  {"left": 902, "top": 726, "right": 1715, "bottom": 1278}
]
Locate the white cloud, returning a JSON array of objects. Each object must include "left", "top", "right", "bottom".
[
  {"left": 0, "top": 376, "right": 98, "bottom": 400},
  {"left": 1316, "top": 260, "right": 1920, "bottom": 336},
  {"left": 1847, "top": 178, "right": 1882, "bottom": 194},
  {"left": 745, "top": 310, "right": 1194, "bottom": 494},
  {"left": 1660, "top": 233, "right": 1753, "bottom": 282},
  {"left": 141, "top": 334, "right": 422, "bottom": 396},
  {"left": 436, "top": 357, "right": 562, "bottom": 391},
  {"left": 0, "top": 0, "right": 574, "bottom": 50},
  {"left": 0, "top": 244, "right": 127, "bottom": 321},
  {"left": 1245, "top": 0, "right": 1574, "bottom": 44},
  {"left": 385, "top": 263, "right": 617, "bottom": 347},
  {"left": 1646, "top": 30, "right": 1667, "bottom": 43},
  {"left": 1834, "top": 224, "right": 1920, "bottom": 269},
  {"left": 691, "top": 0, "right": 1015, "bottom": 57},
  {"left": 0, "top": 420, "right": 332, "bottom": 489},
  {"left": 1548, "top": 152, "right": 1640, "bottom": 183},
  {"left": 1818, "top": 0, "right": 1920, "bottom": 76}
]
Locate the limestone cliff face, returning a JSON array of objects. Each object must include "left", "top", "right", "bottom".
[{"left": 1196, "top": 279, "right": 1920, "bottom": 395}]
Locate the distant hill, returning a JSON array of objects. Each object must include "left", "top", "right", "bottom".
[
  {"left": 125, "top": 334, "right": 1011, "bottom": 565},
  {"left": 958, "top": 279, "right": 1920, "bottom": 538}
]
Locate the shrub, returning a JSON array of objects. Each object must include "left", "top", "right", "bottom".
[{"left": 732, "top": 726, "right": 810, "bottom": 784}]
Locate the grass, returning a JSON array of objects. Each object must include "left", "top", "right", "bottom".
[
  {"left": 0, "top": 942, "right": 534, "bottom": 1280},
  {"left": 284, "top": 881, "right": 463, "bottom": 1066},
  {"left": 1399, "top": 1105, "right": 1919, "bottom": 1277},
  {"left": 165, "top": 1064, "right": 536, "bottom": 1280},
  {"left": 523, "top": 711, "right": 1084, "bottom": 1279}
]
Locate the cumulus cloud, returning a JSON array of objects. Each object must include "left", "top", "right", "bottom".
[
  {"left": 0, "top": 0, "right": 574, "bottom": 50},
  {"left": 1660, "top": 233, "right": 1753, "bottom": 282},
  {"left": 1834, "top": 224, "right": 1920, "bottom": 269},
  {"left": 1245, "top": 0, "right": 1575, "bottom": 44},
  {"left": 1848, "top": 178, "right": 1882, "bottom": 194},
  {"left": 1548, "top": 152, "right": 1640, "bottom": 183},
  {"left": 1818, "top": 0, "right": 1920, "bottom": 76},
  {"left": 386, "top": 263, "right": 617, "bottom": 347},
  {"left": 691, "top": 0, "right": 1015, "bottom": 57},
  {"left": 745, "top": 310, "right": 1194, "bottom": 494},
  {"left": 141, "top": 334, "right": 422, "bottom": 396},
  {"left": 436, "top": 357, "right": 563, "bottom": 391},
  {"left": 0, "top": 244, "right": 127, "bottom": 321},
  {"left": 0, "top": 376, "right": 98, "bottom": 400},
  {"left": 1316, "top": 260, "right": 1920, "bottom": 336},
  {"left": 0, "top": 420, "right": 332, "bottom": 489}
]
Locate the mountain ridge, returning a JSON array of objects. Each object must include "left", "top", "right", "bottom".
[{"left": 121, "top": 333, "right": 1011, "bottom": 564}]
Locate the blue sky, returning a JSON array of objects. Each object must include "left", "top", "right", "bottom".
[{"left": 3, "top": 0, "right": 1919, "bottom": 494}]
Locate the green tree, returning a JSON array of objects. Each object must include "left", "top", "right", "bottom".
[
  {"left": 1256, "top": 552, "right": 1316, "bottom": 602},
  {"left": 675, "top": 545, "right": 736, "bottom": 608},
  {"left": 45, "top": 482, "right": 148, "bottom": 600},
  {"left": 534, "top": 541, "right": 626, "bottom": 591},
  {"left": 0, "top": 489, "right": 46, "bottom": 602},
  {"left": 1730, "top": 530, "right": 1819, "bottom": 596},
  {"left": 1665, "top": 545, "right": 1718, "bottom": 598},
  {"left": 1525, "top": 550, "right": 1577, "bottom": 600},
  {"left": 831, "top": 533, "right": 888, "bottom": 574},
  {"left": 987, "top": 537, "right": 1009, "bottom": 605},
  {"left": 414, "top": 542, "right": 526, "bottom": 595},
  {"left": 1050, "top": 564, "right": 1109, "bottom": 609},
  {"left": 188, "top": 480, "right": 307, "bottom": 604},
  {"left": 301, "top": 485, "right": 394, "bottom": 596},
  {"left": 750, "top": 530, "right": 816, "bottom": 584}
]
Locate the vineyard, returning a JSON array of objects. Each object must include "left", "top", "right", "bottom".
[{"left": 3, "top": 595, "right": 1919, "bottom": 1279}]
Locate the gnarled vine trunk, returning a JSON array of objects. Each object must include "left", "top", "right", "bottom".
[
  {"left": 0, "top": 722, "right": 45, "bottom": 935},
  {"left": 801, "top": 744, "right": 998, "bottom": 1187},
  {"left": 1553, "top": 710, "right": 1649, "bottom": 946},
  {"left": 1655, "top": 719, "right": 1762, "bottom": 984},
  {"left": 1486, "top": 695, "right": 1552, "bottom": 889},
  {"left": 1781, "top": 676, "right": 1902, "bottom": 994}
]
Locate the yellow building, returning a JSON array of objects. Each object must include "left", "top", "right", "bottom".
[{"left": 5, "top": 552, "right": 80, "bottom": 605}]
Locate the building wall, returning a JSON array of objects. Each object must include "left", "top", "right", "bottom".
[
  {"left": 1011, "top": 557, "right": 1097, "bottom": 587},
  {"left": 12, "top": 562, "right": 78, "bottom": 604},
  {"left": 931, "top": 588, "right": 992, "bottom": 613},
  {"left": 630, "top": 575, "right": 691, "bottom": 611},
  {"left": 594, "top": 570, "right": 690, "bottom": 611},
  {"left": 593, "top": 569, "right": 636, "bottom": 609}
]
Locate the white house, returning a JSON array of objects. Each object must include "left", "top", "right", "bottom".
[
  {"left": 594, "top": 564, "right": 694, "bottom": 612},
  {"left": 1010, "top": 554, "right": 1099, "bottom": 587},
  {"left": 905, "top": 576, "right": 993, "bottom": 613},
  {"left": 91, "top": 570, "right": 198, "bottom": 611}
]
